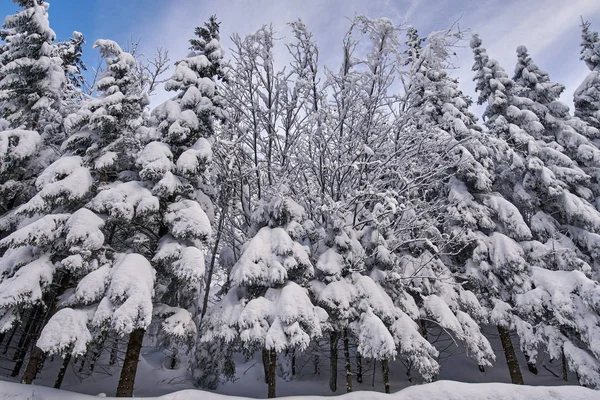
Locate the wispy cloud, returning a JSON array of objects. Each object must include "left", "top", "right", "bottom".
[{"left": 133, "top": 0, "right": 600, "bottom": 112}]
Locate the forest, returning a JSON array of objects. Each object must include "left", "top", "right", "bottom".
[{"left": 1, "top": 0, "right": 600, "bottom": 398}]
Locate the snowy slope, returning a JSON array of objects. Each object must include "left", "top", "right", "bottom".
[{"left": 1, "top": 380, "right": 598, "bottom": 400}]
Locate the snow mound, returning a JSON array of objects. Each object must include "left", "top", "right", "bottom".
[{"left": 0, "top": 380, "right": 597, "bottom": 400}]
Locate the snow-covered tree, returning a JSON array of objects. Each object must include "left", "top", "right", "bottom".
[
  {"left": 7, "top": 40, "right": 157, "bottom": 394},
  {"left": 0, "top": 0, "right": 67, "bottom": 240},
  {"left": 472, "top": 34, "right": 600, "bottom": 387},
  {"left": 202, "top": 195, "right": 326, "bottom": 398},
  {"left": 0, "top": 0, "right": 65, "bottom": 134},
  {"left": 574, "top": 21, "right": 600, "bottom": 130}
]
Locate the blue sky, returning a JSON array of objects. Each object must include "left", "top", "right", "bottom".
[{"left": 2, "top": 0, "right": 599, "bottom": 113}]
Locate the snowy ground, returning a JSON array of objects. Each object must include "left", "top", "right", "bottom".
[{"left": 0, "top": 379, "right": 598, "bottom": 400}]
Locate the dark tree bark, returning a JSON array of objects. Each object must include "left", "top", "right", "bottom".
[
  {"left": 3, "top": 326, "right": 17, "bottom": 354},
  {"left": 314, "top": 354, "right": 320, "bottom": 375},
  {"left": 267, "top": 348, "right": 277, "bottom": 398},
  {"left": 497, "top": 325, "right": 524, "bottom": 385},
  {"left": 116, "top": 328, "right": 145, "bottom": 397},
  {"left": 356, "top": 353, "right": 363, "bottom": 383},
  {"left": 54, "top": 353, "right": 72, "bottom": 389},
  {"left": 21, "top": 347, "right": 44, "bottom": 383},
  {"left": 562, "top": 347, "right": 568, "bottom": 381},
  {"left": 22, "top": 275, "right": 69, "bottom": 383},
  {"left": 329, "top": 331, "right": 339, "bottom": 392},
  {"left": 372, "top": 360, "right": 376, "bottom": 387},
  {"left": 382, "top": 358, "right": 390, "bottom": 394},
  {"left": 200, "top": 204, "right": 226, "bottom": 322},
  {"left": 11, "top": 308, "right": 41, "bottom": 378},
  {"left": 343, "top": 328, "right": 352, "bottom": 393},
  {"left": 262, "top": 347, "right": 270, "bottom": 384}
]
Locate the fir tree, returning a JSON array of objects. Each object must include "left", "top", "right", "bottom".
[
  {"left": 575, "top": 21, "right": 600, "bottom": 130},
  {"left": 0, "top": 0, "right": 65, "bottom": 134},
  {"left": 472, "top": 34, "right": 600, "bottom": 387}
]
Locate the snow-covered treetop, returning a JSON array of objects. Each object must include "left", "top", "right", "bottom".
[
  {"left": 0, "top": 0, "right": 65, "bottom": 132},
  {"left": 514, "top": 45, "right": 565, "bottom": 104},
  {"left": 63, "top": 39, "right": 148, "bottom": 177},
  {"left": 581, "top": 20, "right": 600, "bottom": 72}
]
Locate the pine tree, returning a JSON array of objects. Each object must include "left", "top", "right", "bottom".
[
  {"left": 0, "top": 0, "right": 65, "bottom": 134},
  {"left": 0, "top": 0, "right": 66, "bottom": 239},
  {"left": 574, "top": 21, "right": 600, "bottom": 130},
  {"left": 472, "top": 34, "right": 600, "bottom": 387},
  {"left": 13, "top": 40, "right": 157, "bottom": 393},
  {"left": 142, "top": 18, "right": 225, "bottom": 388}
]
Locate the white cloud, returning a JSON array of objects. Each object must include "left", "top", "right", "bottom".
[{"left": 136, "top": 0, "right": 600, "bottom": 114}]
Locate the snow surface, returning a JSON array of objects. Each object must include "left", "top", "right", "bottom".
[{"left": 0, "top": 379, "right": 598, "bottom": 400}]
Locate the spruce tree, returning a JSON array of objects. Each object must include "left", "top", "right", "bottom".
[
  {"left": 574, "top": 21, "right": 600, "bottom": 131},
  {"left": 472, "top": 34, "right": 600, "bottom": 387},
  {"left": 19, "top": 40, "right": 156, "bottom": 393}
]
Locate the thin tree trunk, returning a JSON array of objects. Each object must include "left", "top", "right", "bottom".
[
  {"left": 314, "top": 354, "right": 320, "bottom": 375},
  {"left": 291, "top": 349, "right": 296, "bottom": 377},
  {"left": 22, "top": 275, "right": 68, "bottom": 383},
  {"left": 78, "top": 356, "right": 86, "bottom": 373},
  {"left": 11, "top": 308, "right": 41, "bottom": 378},
  {"left": 356, "top": 353, "right": 363, "bottom": 383},
  {"left": 12, "top": 308, "right": 38, "bottom": 361},
  {"left": 200, "top": 204, "right": 227, "bottom": 322},
  {"left": 262, "top": 347, "right": 270, "bottom": 384},
  {"left": 329, "top": 331, "right": 339, "bottom": 392},
  {"left": 343, "top": 328, "right": 352, "bottom": 393},
  {"left": 169, "top": 348, "right": 178, "bottom": 370},
  {"left": 267, "top": 349, "right": 276, "bottom": 398},
  {"left": 562, "top": 347, "right": 568, "bottom": 381},
  {"left": 382, "top": 358, "right": 390, "bottom": 394},
  {"left": 3, "top": 327, "right": 17, "bottom": 354},
  {"left": 372, "top": 359, "right": 376, "bottom": 387},
  {"left": 116, "top": 328, "right": 145, "bottom": 397},
  {"left": 497, "top": 325, "right": 524, "bottom": 385},
  {"left": 21, "top": 347, "right": 44, "bottom": 383},
  {"left": 54, "top": 353, "right": 72, "bottom": 389}
]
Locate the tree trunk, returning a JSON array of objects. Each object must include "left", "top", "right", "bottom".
[
  {"left": 21, "top": 347, "right": 44, "bottom": 383},
  {"left": 22, "top": 275, "right": 68, "bottom": 383},
  {"left": 12, "top": 308, "right": 38, "bottom": 361},
  {"left": 314, "top": 354, "right": 320, "bottom": 375},
  {"left": 372, "top": 359, "right": 376, "bottom": 387},
  {"left": 329, "top": 331, "right": 339, "bottom": 392},
  {"left": 562, "top": 346, "right": 568, "bottom": 381},
  {"left": 116, "top": 328, "right": 145, "bottom": 397},
  {"left": 356, "top": 353, "right": 363, "bottom": 383},
  {"left": 343, "top": 328, "right": 352, "bottom": 393},
  {"left": 200, "top": 203, "right": 227, "bottom": 323},
  {"left": 262, "top": 347, "right": 270, "bottom": 384},
  {"left": 382, "top": 358, "right": 390, "bottom": 394},
  {"left": 54, "top": 353, "right": 71, "bottom": 389},
  {"left": 11, "top": 308, "right": 40, "bottom": 378},
  {"left": 267, "top": 348, "right": 276, "bottom": 398},
  {"left": 3, "top": 327, "right": 17, "bottom": 354},
  {"left": 291, "top": 349, "right": 296, "bottom": 377},
  {"left": 497, "top": 325, "right": 524, "bottom": 385}
]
